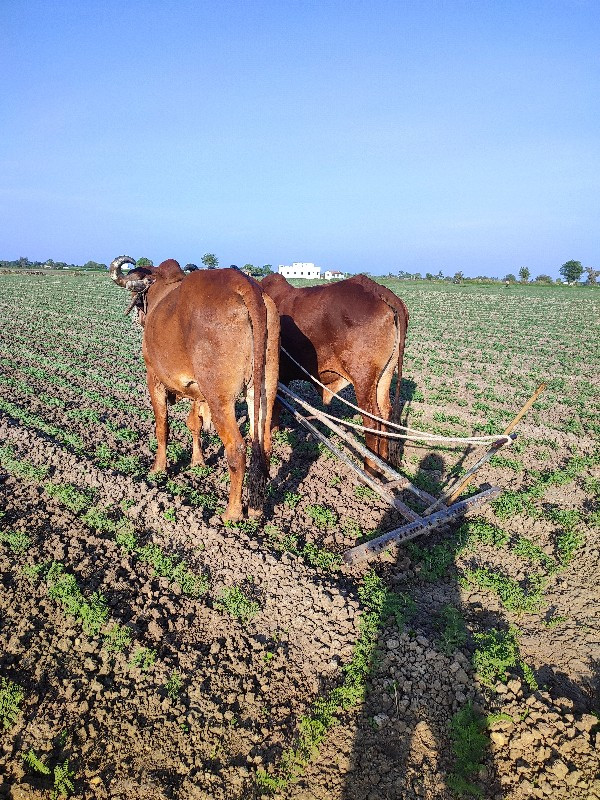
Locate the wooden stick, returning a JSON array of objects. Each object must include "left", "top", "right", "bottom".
[
  {"left": 277, "top": 394, "right": 422, "bottom": 522},
  {"left": 445, "top": 382, "right": 546, "bottom": 505},
  {"left": 277, "top": 383, "right": 439, "bottom": 506}
]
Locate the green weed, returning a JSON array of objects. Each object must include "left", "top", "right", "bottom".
[
  {"left": 0, "top": 676, "right": 23, "bottom": 729},
  {"left": 44, "top": 482, "right": 96, "bottom": 515},
  {"left": 448, "top": 703, "right": 488, "bottom": 798},
  {"left": 128, "top": 647, "right": 156, "bottom": 672},
  {"left": 513, "top": 537, "right": 557, "bottom": 572},
  {"left": 301, "top": 543, "right": 342, "bottom": 572},
  {"left": 354, "top": 485, "right": 376, "bottom": 500},
  {"left": 23, "top": 749, "right": 51, "bottom": 775},
  {"left": 407, "top": 540, "right": 457, "bottom": 580},
  {"left": 215, "top": 585, "right": 260, "bottom": 623},
  {"left": 0, "top": 529, "right": 31, "bottom": 554},
  {"left": 51, "top": 759, "right": 75, "bottom": 799},
  {"left": 165, "top": 670, "right": 183, "bottom": 699},
  {"left": 102, "top": 624, "right": 132, "bottom": 654},
  {"left": 437, "top": 605, "right": 467, "bottom": 654},
  {"left": 45, "top": 562, "right": 109, "bottom": 635},
  {"left": 283, "top": 490, "right": 302, "bottom": 509},
  {"left": 556, "top": 529, "right": 584, "bottom": 565},
  {"left": 457, "top": 518, "right": 510, "bottom": 549},
  {"left": 462, "top": 568, "right": 545, "bottom": 614},
  {"left": 305, "top": 504, "right": 338, "bottom": 529}
]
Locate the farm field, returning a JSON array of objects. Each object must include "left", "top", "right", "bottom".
[{"left": 0, "top": 271, "right": 599, "bottom": 800}]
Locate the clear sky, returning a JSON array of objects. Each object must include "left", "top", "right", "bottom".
[{"left": 1, "top": 0, "right": 598, "bottom": 278}]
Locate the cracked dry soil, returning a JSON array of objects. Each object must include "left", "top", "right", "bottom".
[{"left": 0, "top": 272, "right": 599, "bottom": 800}]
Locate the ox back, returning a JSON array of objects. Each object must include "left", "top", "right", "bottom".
[{"left": 261, "top": 272, "right": 408, "bottom": 474}]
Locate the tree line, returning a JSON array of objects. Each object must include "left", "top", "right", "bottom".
[
  {"left": 0, "top": 254, "right": 274, "bottom": 278},
  {"left": 393, "top": 260, "right": 598, "bottom": 285},
  {"left": 2, "top": 255, "right": 597, "bottom": 285}
]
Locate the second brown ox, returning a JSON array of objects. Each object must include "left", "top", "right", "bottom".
[
  {"left": 110, "top": 256, "right": 280, "bottom": 522},
  {"left": 261, "top": 272, "right": 409, "bottom": 474}
]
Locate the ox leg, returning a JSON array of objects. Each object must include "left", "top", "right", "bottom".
[
  {"left": 270, "top": 398, "right": 282, "bottom": 433},
  {"left": 354, "top": 383, "right": 384, "bottom": 477},
  {"left": 187, "top": 401, "right": 205, "bottom": 467},
  {"left": 147, "top": 373, "right": 169, "bottom": 473},
  {"left": 210, "top": 404, "right": 246, "bottom": 523}
]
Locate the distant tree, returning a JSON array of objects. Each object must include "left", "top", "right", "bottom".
[
  {"left": 559, "top": 260, "right": 583, "bottom": 284},
  {"left": 397, "top": 270, "right": 412, "bottom": 280},
  {"left": 262, "top": 264, "right": 273, "bottom": 275},
  {"left": 584, "top": 266, "right": 599, "bottom": 285},
  {"left": 17, "top": 256, "right": 31, "bottom": 268},
  {"left": 534, "top": 274, "right": 553, "bottom": 283},
  {"left": 184, "top": 263, "right": 198, "bottom": 271},
  {"left": 503, "top": 274, "right": 516, "bottom": 283},
  {"left": 413, "top": 272, "right": 422, "bottom": 280},
  {"left": 425, "top": 272, "right": 434, "bottom": 281},
  {"left": 453, "top": 271, "right": 464, "bottom": 283},
  {"left": 136, "top": 257, "right": 154, "bottom": 267},
  {"left": 202, "top": 253, "right": 219, "bottom": 270},
  {"left": 518, "top": 267, "right": 530, "bottom": 282},
  {"left": 436, "top": 270, "right": 444, "bottom": 280}
]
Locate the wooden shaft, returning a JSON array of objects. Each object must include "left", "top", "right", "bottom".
[
  {"left": 277, "top": 383, "right": 438, "bottom": 505},
  {"left": 446, "top": 382, "right": 546, "bottom": 505},
  {"left": 277, "top": 394, "right": 422, "bottom": 522}
]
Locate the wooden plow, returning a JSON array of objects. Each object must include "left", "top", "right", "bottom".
[{"left": 276, "top": 382, "right": 546, "bottom": 565}]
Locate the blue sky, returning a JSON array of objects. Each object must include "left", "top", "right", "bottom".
[{"left": 1, "top": 0, "right": 598, "bottom": 277}]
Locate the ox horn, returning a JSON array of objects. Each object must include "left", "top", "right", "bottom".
[{"left": 109, "top": 255, "right": 137, "bottom": 287}]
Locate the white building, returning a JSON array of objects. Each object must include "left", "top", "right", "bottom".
[
  {"left": 324, "top": 270, "right": 344, "bottom": 280},
  {"left": 278, "top": 262, "right": 321, "bottom": 279}
]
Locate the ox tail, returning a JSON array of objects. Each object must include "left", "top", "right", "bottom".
[
  {"left": 239, "top": 277, "right": 270, "bottom": 512},
  {"left": 364, "top": 281, "right": 409, "bottom": 467}
]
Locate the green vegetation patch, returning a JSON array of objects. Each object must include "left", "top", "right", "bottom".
[
  {"left": 448, "top": 703, "right": 488, "bottom": 797},
  {"left": 215, "top": 585, "right": 260, "bottom": 623},
  {"left": 0, "top": 528, "right": 31, "bottom": 555},
  {"left": 472, "top": 626, "right": 537, "bottom": 690},
  {"left": 462, "top": 567, "right": 546, "bottom": 614},
  {"left": 0, "top": 676, "right": 24, "bottom": 730}
]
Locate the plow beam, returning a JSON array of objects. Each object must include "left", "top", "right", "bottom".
[
  {"left": 276, "top": 393, "right": 423, "bottom": 522},
  {"left": 343, "top": 486, "right": 501, "bottom": 565}
]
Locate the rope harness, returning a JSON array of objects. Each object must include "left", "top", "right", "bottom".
[
  {"left": 279, "top": 346, "right": 510, "bottom": 447},
  {"left": 124, "top": 284, "right": 150, "bottom": 318}
]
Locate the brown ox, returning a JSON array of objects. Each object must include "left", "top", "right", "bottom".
[
  {"left": 110, "top": 256, "right": 280, "bottom": 522},
  {"left": 261, "top": 272, "right": 409, "bottom": 474}
]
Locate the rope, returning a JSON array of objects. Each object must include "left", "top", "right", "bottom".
[{"left": 280, "top": 346, "right": 507, "bottom": 445}]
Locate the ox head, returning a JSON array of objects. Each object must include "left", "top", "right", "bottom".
[{"left": 109, "top": 255, "right": 156, "bottom": 325}]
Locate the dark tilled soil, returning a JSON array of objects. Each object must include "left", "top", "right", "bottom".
[{"left": 0, "top": 274, "right": 599, "bottom": 800}]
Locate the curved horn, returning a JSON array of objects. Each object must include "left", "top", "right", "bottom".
[{"left": 109, "top": 255, "right": 136, "bottom": 287}]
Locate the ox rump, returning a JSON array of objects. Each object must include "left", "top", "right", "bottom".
[
  {"left": 109, "top": 256, "right": 280, "bottom": 522},
  {"left": 261, "top": 272, "right": 409, "bottom": 476}
]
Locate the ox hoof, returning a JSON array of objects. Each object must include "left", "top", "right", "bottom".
[{"left": 221, "top": 510, "right": 243, "bottom": 524}]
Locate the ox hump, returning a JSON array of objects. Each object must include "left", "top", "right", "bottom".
[{"left": 156, "top": 259, "right": 185, "bottom": 284}]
